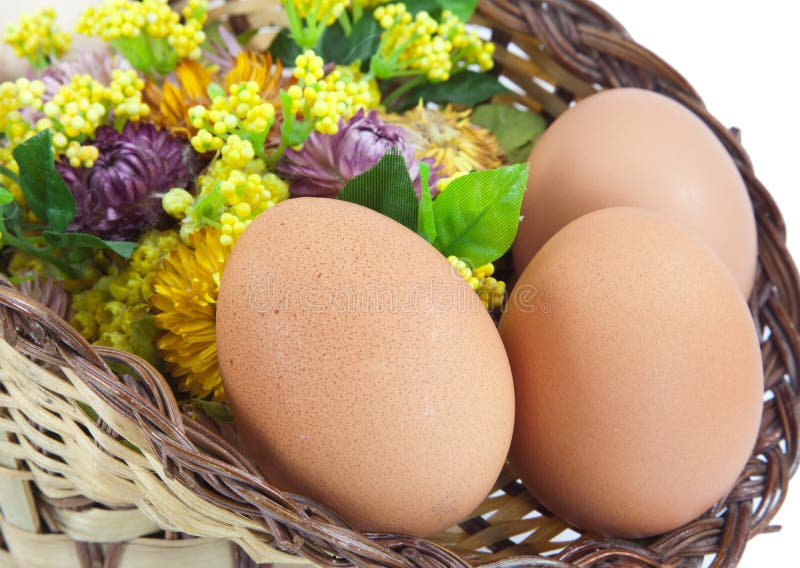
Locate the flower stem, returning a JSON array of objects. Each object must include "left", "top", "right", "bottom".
[
  {"left": 383, "top": 76, "right": 426, "bottom": 109},
  {"left": 352, "top": 2, "right": 363, "bottom": 24},
  {"left": 338, "top": 10, "right": 353, "bottom": 36},
  {"left": 266, "top": 141, "right": 289, "bottom": 170}
]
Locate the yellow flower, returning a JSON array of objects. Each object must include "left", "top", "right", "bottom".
[
  {"left": 447, "top": 256, "right": 506, "bottom": 310},
  {"left": 224, "top": 52, "right": 285, "bottom": 100},
  {"left": 381, "top": 102, "right": 504, "bottom": 177},
  {"left": 152, "top": 228, "right": 230, "bottom": 401},
  {"left": 70, "top": 231, "right": 178, "bottom": 350},
  {"left": 77, "top": 0, "right": 206, "bottom": 59},
  {"left": 3, "top": 7, "right": 72, "bottom": 69},
  {"left": 145, "top": 52, "right": 286, "bottom": 139},
  {"left": 354, "top": 0, "right": 389, "bottom": 7},
  {"left": 166, "top": 159, "right": 289, "bottom": 246}
]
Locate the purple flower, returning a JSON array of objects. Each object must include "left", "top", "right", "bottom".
[
  {"left": 202, "top": 25, "right": 244, "bottom": 76},
  {"left": 38, "top": 47, "right": 128, "bottom": 100},
  {"left": 56, "top": 123, "right": 194, "bottom": 241},
  {"left": 276, "top": 109, "right": 440, "bottom": 199}
]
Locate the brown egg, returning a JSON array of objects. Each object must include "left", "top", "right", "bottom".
[
  {"left": 500, "top": 207, "right": 763, "bottom": 538},
  {"left": 217, "top": 198, "right": 515, "bottom": 537},
  {"left": 512, "top": 88, "right": 756, "bottom": 297}
]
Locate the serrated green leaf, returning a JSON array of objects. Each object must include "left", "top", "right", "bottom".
[
  {"left": 439, "top": 0, "right": 478, "bottom": 21},
  {"left": 338, "top": 147, "right": 418, "bottom": 231},
  {"left": 190, "top": 399, "right": 234, "bottom": 422},
  {"left": 417, "top": 162, "right": 436, "bottom": 243},
  {"left": 12, "top": 130, "right": 76, "bottom": 232},
  {"left": 471, "top": 104, "right": 546, "bottom": 159},
  {"left": 43, "top": 231, "right": 137, "bottom": 259},
  {"left": 391, "top": 71, "right": 508, "bottom": 112},
  {"left": 432, "top": 163, "right": 528, "bottom": 266}
]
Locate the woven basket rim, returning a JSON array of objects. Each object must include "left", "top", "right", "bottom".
[{"left": 1, "top": 1, "right": 799, "bottom": 567}]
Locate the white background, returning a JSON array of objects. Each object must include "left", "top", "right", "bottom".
[
  {"left": 600, "top": 1, "right": 800, "bottom": 566},
  {"left": 0, "top": 0, "right": 798, "bottom": 566}
]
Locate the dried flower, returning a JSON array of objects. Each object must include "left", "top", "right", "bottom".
[
  {"left": 447, "top": 256, "right": 506, "bottom": 310},
  {"left": 56, "top": 122, "right": 194, "bottom": 241},
  {"left": 38, "top": 47, "right": 127, "bottom": 101},
  {"left": 277, "top": 108, "right": 437, "bottom": 198},
  {"left": 145, "top": 51, "right": 286, "bottom": 139},
  {"left": 18, "top": 274, "right": 70, "bottom": 319},
  {"left": 77, "top": 0, "right": 207, "bottom": 78},
  {"left": 381, "top": 103, "right": 504, "bottom": 178},
  {"left": 203, "top": 25, "right": 244, "bottom": 76},
  {"left": 70, "top": 230, "right": 179, "bottom": 361},
  {"left": 3, "top": 7, "right": 71, "bottom": 71},
  {"left": 151, "top": 227, "right": 229, "bottom": 401}
]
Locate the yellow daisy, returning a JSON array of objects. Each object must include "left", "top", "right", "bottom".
[
  {"left": 151, "top": 228, "right": 230, "bottom": 401},
  {"left": 144, "top": 59, "right": 213, "bottom": 139},
  {"left": 381, "top": 102, "right": 505, "bottom": 177}
]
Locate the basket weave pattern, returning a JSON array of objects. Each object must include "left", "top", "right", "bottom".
[{"left": 1, "top": 1, "right": 798, "bottom": 567}]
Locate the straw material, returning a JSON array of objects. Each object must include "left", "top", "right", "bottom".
[{"left": 1, "top": 1, "right": 798, "bottom": 567}]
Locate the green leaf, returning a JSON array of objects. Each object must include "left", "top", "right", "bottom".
[
  {"left": 12, "top": 130, "right": 77, "bottom": 232},
  {"left": 391, "top": 0, "right": 476, "bottom": 22},
  {"left": 238, "top": 28, "right": 259, "bottom": 46},
  {"left": 319, "top": 21, "right": 348, "bottom": 63},
  {"left": 343, "top": 12, "right": 381, "bottom": 65},
  {"left": 268, "top": 28, "right": 303, "bottom": 65},
  {"left": 506, "top": 141, "right": 535, "bottom": 165},
  {"left": 338, "top": 147, "right": 419, "bottom": 231},
  {"left": 432, "top": 163, "right": 528, "bottom": 266},
  {"left": 0, "top": 187, "right": 13, "bottom": 206},
  {"left": 2, "top": 201, "right": 23, "bottom": 228},
  {"left": 42, "top": 231, "right": 138, "bottom": 259},
  {"left": 391, "top": 71, "right": 508, "bottom": 112},
  {"left": 417, "top": 162, "right": 436, "bottom": 243},
  {"left": 77, "top": 402, "right": 99, "bottom": 422},
  {"left": 0, "top": 164, "right": 20, "bottom": 186},
  {"left": 439, "top": 0, "right": 478, "bottom": 21},
  {"left": 190, "top": 399, "right": 234, "bottom": 423},
  {"left": 403, "top": 0, "right": 442, "bottom": 17},
  {"left": 471, "top": 104, "right": 546, "bottom": 160},
  {"left": 319, "top": 12, "right": 380, "bottom": 66}
]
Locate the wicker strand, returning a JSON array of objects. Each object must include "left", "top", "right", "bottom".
[{"left": 1, "top": 1, "right": 798, "bottom": 567}]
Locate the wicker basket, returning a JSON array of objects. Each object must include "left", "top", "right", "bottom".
[{"left": 1, "top": 1, "right": 798, "bottom": 567}]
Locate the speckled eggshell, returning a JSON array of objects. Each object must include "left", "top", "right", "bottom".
[
  {"left": 500, "top": 207, "right": 763, "bottom": 538},
  {"left": 217, "top": 197, "right": 515, "bottom": 537},
  {"left": 512, "top": 88, "right": 757, "bottom": 297}
]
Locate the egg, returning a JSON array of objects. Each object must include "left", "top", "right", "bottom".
[
  {"left": 500, "top": 207, "right": 763, "bottom": 538},
  {"left": 217, "top": 197, "right": 515, "bottom": 537},
  {"left": 512, "top": 88, "right": 757, "bottom": 297}
]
